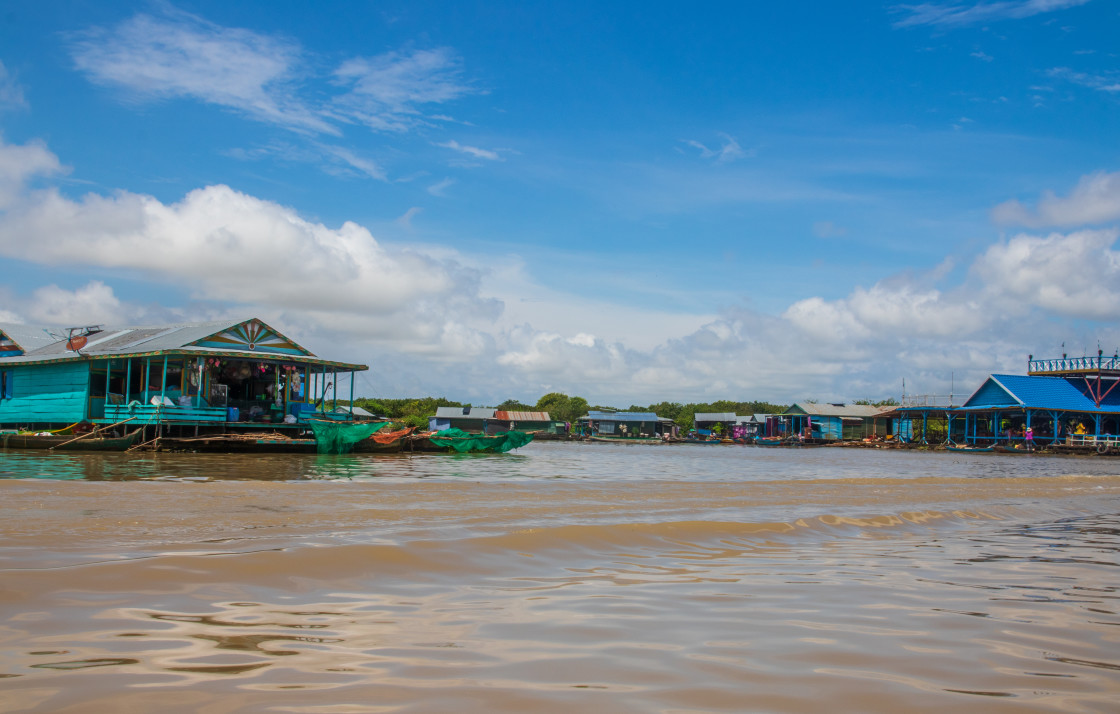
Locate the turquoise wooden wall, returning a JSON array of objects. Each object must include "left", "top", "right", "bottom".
[{"left": 0, "top": 362, "right": 90, "bottom": 426}]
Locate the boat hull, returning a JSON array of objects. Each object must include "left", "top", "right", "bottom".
[{"left": 1, "top": 429, "right": 143, "bottom": 451}]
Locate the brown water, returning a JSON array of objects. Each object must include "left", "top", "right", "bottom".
[{"left": 2, "top": 443, "right": 1119, "bottom": 713}]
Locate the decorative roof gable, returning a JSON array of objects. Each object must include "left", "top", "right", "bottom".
[{"left": 189, "top": 319, "right": 312, "bottom": 356}]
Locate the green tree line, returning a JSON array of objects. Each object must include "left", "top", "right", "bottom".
[{"left": 349, "top": 393, "right": 793, "bottom": 430}]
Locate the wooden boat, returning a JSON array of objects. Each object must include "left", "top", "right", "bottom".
[
  {"left": 945, "top": 445, "right": 994, "bottom": 453},
  {"left": 155, "top": 434, "right": 318, "bottom": 453},
  {"left": 992, "top": 445, "right": 1033, "bottom": 454},
  {"left": 353, "top": 426, "right": 414, "bottom": 453},
  {"left": 1, "top": 428, "right": 143, "bottom": 451},
  {"left": 588, "top": 435, "right": 664, "bottom": 444},
  {"left": 754, "top": 437, "right": 785, "bottom": 446}
]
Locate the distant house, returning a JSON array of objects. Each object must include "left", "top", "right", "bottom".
[
  {"left": 429, "top": 407, "right": 564, "bottom": 435},
  {"left": 334, "top": 405, "right": 378, "bottom": 420},
  {"left": 782, "top": 403, "right": 892, "bottom": 441},
  {"left": 693, "top": 412, "right": 738, "bottom": 438},
  {"left": 580, "top": 411, "right": 678, "bottom": 439}
]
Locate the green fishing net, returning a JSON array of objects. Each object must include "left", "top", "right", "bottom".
[
  {"left": 428, "top": 428, "right": 534, "bottom": 453},
  {"left": 309, "top": 420, "right": 391, "bottom": 454}
]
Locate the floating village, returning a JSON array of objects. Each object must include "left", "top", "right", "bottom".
[{"left": 1, "top": 317, "right": 1119, "bottom": 456}]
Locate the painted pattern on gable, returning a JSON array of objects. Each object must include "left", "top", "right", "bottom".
[
  {"left": 190, "top": 320, "right": 312, "bottom": 356},
  {"left": 0, "top": 331, "right": 23, "bottom": 356}
]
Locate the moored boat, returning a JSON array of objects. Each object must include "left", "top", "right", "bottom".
[{"left": 1, "top": 428, "right": 143, "bottom": 451}]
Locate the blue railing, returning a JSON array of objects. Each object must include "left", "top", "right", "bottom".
[{"left": 1029, "top": 355, "right": 1120, "bottom": 373}]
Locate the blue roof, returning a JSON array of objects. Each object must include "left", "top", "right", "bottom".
[
  {"left": 963, "top": 374, "right": 1102, "bottom": 412},
  {"left": 585, "top": 411, "right": 665, "bottom": 422}
]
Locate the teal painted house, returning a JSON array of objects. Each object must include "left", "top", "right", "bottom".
[{"left": 0, "top": 318, "right": 367, "bottom": 432}]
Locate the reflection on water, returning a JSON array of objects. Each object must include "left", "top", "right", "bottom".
[{"left": 1, "top": 445, "right": 1119, "bottom": 712}]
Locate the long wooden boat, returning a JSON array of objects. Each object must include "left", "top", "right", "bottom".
[
  {"left": 1, "top": 428, "right": 143, "bottom": 451},
  {"left": 945, "top": 445, "right": 994, "bottom": 453},
  {"left": 754, "top": 437, "right": 785, "bottom": 446},
  {"left": 587, "top": 435, "right": 663, "bottom": 444},
  {"left": 155, "top": 434, "right": 318, "bottom": 453}
]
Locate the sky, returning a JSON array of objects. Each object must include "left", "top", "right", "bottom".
[{"left": 1, "top": 0, "right": 1118, "bottom": 407}]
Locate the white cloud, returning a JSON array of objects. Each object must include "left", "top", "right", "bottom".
[
  {"left": 333, "top": 48, "right": 478, "bottom": 132},
  {"left": 974, "top": 228, "right": 1120, "bottom": 319},
  {"left": 70, "top": 12, "right": 333, "bottom": 134},
  {"left": 1046, "top": 67, "right": 1120, "bottom": 93},
  {"left": 893, "top": 0, "right": 1092, "bottom": 29},
  {"left": 29, "top": 281, "right": 125, "bottom": 325},
  {"left": 68, "top": 11, "right": 479, "bottom": 138},
  {"left": 437, "top": 140, "right": 502, "bottom": 161},
  {"left": 427, "top": 177, "right": 456, "bottom": 196},
  {"left": 0, "top": 61, "right": 27, "bottom": 110},
  {"left": 0, "top": 141, "right": 501, "bottom": 354},
  {"left": 319, "top": 145, "right": 387, "bottom": 180},
  {"left": 0, "top": 137, "right": 65, "bottom": 210},
  {"left": 682, "top": 133, "right": 751, "bottom": 163},
  {"left": 992, "top": 170, "right": 1120, "bottom": 227},
  {"left": 971, "top": 50, "right": 994, "bottom": 61}
]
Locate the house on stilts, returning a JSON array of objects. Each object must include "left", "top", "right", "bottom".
[
  {"left": 0, "top": 318, "right": 367, "bottom": 438},
  {"left": 892, "top": 352, "right": 1120, "bottom": 451}
]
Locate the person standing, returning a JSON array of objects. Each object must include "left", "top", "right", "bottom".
[{"left": 1025, "top": 426, "right": 1034, "bottom": 452}]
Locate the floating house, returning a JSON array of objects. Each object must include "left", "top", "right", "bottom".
[
  {"left": 894, "top": 353, "right": 1120, "bottom": 448},
  {"left": 429, "top": 407, "right": 564, "bottom": 436},
  {"left": 692, "top": 412, "right": 738, "bottom": 438},
  {"left": 580, "top": 411, "right": 678, "bottom": 439},
  {"left": 781, "top": 403, "right": 893, "bottom": 441},
  {"left": 0, "top": 318, "right": 367, "bottom": 434}
]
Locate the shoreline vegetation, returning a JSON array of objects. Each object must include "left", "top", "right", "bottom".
[{"left": 348, "top": 393, "right": 800, "bottom": 432}]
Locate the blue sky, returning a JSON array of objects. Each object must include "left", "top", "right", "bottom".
[{"left": 1, "top": 0, "right": 1119, "bottom": 405}]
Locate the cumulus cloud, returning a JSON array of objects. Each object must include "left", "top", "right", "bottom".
[
  {"left": 68, "top": 10, "right": 478, "bottom": 137},
  {"left": 974, "top": 228, "right": 1120, "bottom": 319},
  {"left": 992, "top": 171, "right": 1120, "bottom": 227},
  {"left": 29, "top": 281, "right": 125, "bottom": 325},
  {"left": 0, "top": 137, "right": 501, "bottom": 354},
  {"left": 0, "top": 138, "right": 65, "bottom": 210},
  {"left": 892, "top": 0, "right": 1092, "bottom": 28}
]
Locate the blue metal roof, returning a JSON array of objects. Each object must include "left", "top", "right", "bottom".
[
  {"left": 963, "top": 374, "right": 1102, "bottom": 412},
  {"left": 585, "top": 411, "right": 665, "bottom": 422}
]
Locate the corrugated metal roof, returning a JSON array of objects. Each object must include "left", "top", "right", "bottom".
[
  {"left": 785, "top": 403, "right": 883, "bottom": 418},
  {"left": 496, "top": 410, "right": 551, "bottom": 421},
  {"left": 583, "top": 411, "right": 668, "bottom": 422},
  {"left": 0, "top": 319, "right": 365, "bottom": 371},
  {"left": 694, "top": 412, "right": 737, "bottom": 421},
  {"left": 0, "top": 323, "right": 62, "bottom": 353},
  {"left": 964, "top": 374, "right": 1100, "bottom": 412},
  {"left": 433, "top": 406, "right": 497, "bottom": 419}
]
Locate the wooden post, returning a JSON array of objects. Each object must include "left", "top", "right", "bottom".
[
  {"left": 161, "top": 355, "right": 168, "bottom": 399},
  {"left": 349, "top": 371, "right": 354, "bottom": 416},
  {"left": 125, "top": 358, "right": 132, "bottom": 405},
  {"left": 144, "top": 358, "right": 150, "bottom": 401}
]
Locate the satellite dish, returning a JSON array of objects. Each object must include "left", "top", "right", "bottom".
[{"left": 67, "top": 334, "right": 88, "bottom": 351}]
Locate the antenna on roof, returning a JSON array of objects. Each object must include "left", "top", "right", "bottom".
[{"left": 63, "top": 325, "right": 104, "bottom": 355}]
